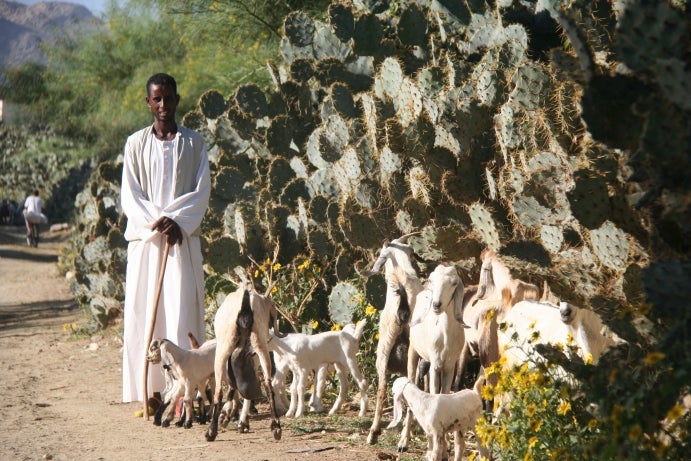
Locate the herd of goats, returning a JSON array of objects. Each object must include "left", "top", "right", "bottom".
[{"left": 145, "top": 234, "right": 623, "bottom": 461}]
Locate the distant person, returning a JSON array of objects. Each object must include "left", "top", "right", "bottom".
[
  {"left": 120, "top": 73, "right": 211, "bottom": 404},
  {"left": 0, "top": 199, "right": 9, "bottom": 225},
  {"left": 23, "top": 189, "right": 47, "bottom": 245}
]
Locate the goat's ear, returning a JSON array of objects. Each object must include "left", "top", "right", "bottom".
[
  {"left": 386, "top": 392, "right": 405, "bottom": 429},
  {"left": 453, "top": 280, "right": 465, "bottom": 323}
]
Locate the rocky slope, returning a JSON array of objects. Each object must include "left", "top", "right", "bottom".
[{"left": 0, "top": 0, "right": 100, "bottom": 68}]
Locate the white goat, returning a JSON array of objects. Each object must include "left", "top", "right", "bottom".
[
  {"left": 272, "top": 351, "right": 328, "bottom": 416},
  {"left": 269, "top": 320, "right": 368, "bottom": 418},
  {"left": 363, "top": 234, "right": 425, "bottom": 445},
  {"left": 205, "top": 288, "right": 284, "bottom": 442},
  {"left": 387, "top": 376, "right": 486, "bottom": 461},
  {"left": 398, "top": 264, "right": 467, "bottom": 452},
  {"left": 146, "top": 337, "right": 216, "bottom": 428},
  {"left": 498, "top": 299, "right": 620, "bottom": 370}
]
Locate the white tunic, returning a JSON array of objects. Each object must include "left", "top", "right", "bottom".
[{"left": 120, "top": 125, "right": 211, "bottom": 403}]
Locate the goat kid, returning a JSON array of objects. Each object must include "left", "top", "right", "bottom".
[
  {"left": 269, "top": 320, "right": 368, "bottom": 418},
  {"left": 388, "top": 376, "right": 486, "bottom": 461},
  {"left": 146, "top": 337, "right": 216, "bottom": 428},
  {"left": 206, "top": 288, "right": 284, "bottom": 442}
]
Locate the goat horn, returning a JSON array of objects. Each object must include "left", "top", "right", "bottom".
[{"left": 395, "top": 231, "right": 421, "bottom": 243}]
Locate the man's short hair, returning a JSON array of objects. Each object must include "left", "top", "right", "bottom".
[{"left": 146, "top": 73, "right": 177, "bottom": 96}]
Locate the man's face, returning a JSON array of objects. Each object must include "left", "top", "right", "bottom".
[{"left": 146, "top": 83, "right": 179, "bottom": 124}]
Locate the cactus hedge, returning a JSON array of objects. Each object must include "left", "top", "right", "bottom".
[{"left": 67, "top": 1, "right": 688, "bottom": 456}]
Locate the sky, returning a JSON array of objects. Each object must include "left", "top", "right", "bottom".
[{"left": 18, "top": 0, "right": 116, "bottom": 16}]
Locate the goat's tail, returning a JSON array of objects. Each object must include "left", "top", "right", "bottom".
[
  {"left": 187, "top": 332, "right": 201, "bottom": 349},
  {"left": 353, "top": 318, "right": 367, "bottom": 341},
  {"left": 237, "top": 289, "right": 254, "bottom": 332}
]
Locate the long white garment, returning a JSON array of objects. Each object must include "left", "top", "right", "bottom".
[{"left": 120, "top": 126, "right": 211, "bottom": 403}]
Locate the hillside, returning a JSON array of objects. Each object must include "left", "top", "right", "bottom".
[{"left": 0, "top": 0, "right": 101, "bottom": 68}]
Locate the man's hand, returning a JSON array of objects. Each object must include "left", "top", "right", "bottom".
[{"left": 151, "top": 217, "right": 183, "bottom": 245}]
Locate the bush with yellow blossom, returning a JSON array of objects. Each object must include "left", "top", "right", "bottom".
[{"left": 475, "top": 354, "right": 599, "bottom": 461}]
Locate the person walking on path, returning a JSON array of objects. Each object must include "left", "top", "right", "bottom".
[
  {"left": 120, "top": 73, "right": 211, "bottom": 404},
  {"left": 23, "top": 189, "right": 47, "bottom": 246}
]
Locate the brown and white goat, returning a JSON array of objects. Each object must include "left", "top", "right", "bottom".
[
  {"left": 205, "top": 288, "right": 284, "bottom": 442},
  {"left": 362, "top": 234, "right": 425, "bottom": 445},
  {"left": 146, "top": 337, "right": 216, "bottom": 428}
]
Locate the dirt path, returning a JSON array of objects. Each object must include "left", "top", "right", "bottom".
[{"left": 0, "top": 225, "right": 416, "bottom": 461}]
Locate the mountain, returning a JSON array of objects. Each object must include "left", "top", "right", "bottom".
[{"left": 0, "top": 0, "right": 101, "bottom": 69}]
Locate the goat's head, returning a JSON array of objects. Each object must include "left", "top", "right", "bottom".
[
  {"left": 147, "top": 338, "right": 165, "bottom": 364},
  {"left": 559, "top": 302, "right": 578, "bottom": 324},
  {"left": 427, "top": 264, "right": 465, "bottom": 322},
  {"left": 387, "top": 377, "right": 411, "bottom": 429}
]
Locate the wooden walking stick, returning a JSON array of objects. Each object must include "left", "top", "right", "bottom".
[{"left": 142, "top": 240, "right": 171, "bottom": 420}]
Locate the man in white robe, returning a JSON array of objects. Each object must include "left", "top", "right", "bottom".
[{"left": 120, "top": 73, "right": 210, "bottom": 403}]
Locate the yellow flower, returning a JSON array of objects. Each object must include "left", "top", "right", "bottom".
[
  {"left": 643, "top": 351, "right": 665, "bottom": 366},
  {"left": 584, "top": 353, "right": 593, "bottom": 365},
  {"left": 587, "top": 419, "right": 598, "bottom": 429},
  {"left": 665, "top": 404, "right": 684, "bottom": 422},
  {"left": 557, "top": 400, "right": 571, "bottom": 416},
  {"left": 528, "top": 436, "right": 538, "bottom": 449},
  {"left": 525, "top": 403, "right": 537, "bottom": 417},
  {"left": 271, "top": 286, "right": 278, "bottom": 294},
  {"left": 628, "top": 424, "right": 642, "bottom": 441},
  {"left": 531, "top": 419, "right": 543, "bottom": 432},
  {"left": 331, "top": 324, "right": 341, "bottom": 331},
  {"left": 311, "top": 320, "right": 318, "bottom": 329},
  {"left": 374, "top": 333, "right": 380, "bottom": 340},
  {"left": 365, "top": 304, "right": 377, "bottom": 316},
  {"left": 254, "top": 269, "right": 260, "bottom": 278},
  {"left": 272, "top": 262, "right": 281, "bottom": 271},
  {"left": 481, "top": 384, "right": 494, "bottom": 401},
  {"left": 523, "top": 450, "right": 533, "bottom": 461},
  {"left": 62, "top": 323, "right": 68, "bottom": 332},
  {"left": 297, "top": 260, "right": 310, "bottom": 271}
]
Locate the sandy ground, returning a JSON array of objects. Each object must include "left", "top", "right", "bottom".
[{"left": 0, "top": 225, "right": 424, "bottom": 461}]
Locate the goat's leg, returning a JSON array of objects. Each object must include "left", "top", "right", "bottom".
[
  {"left": 452, "top": 431, "right": 464, "bottom": 461},
  {"left": 328, "top": 363, "right": 348, "bottom": 415},
  {"left": 309, "top": 365, "right": 327, "bottom": 413},
  {"left": 153, "top": 399, "right": 171, "bottom": 426},
  {"left": 453, "top": 343, "right": 471, "bottom": 391},
  {"left": 237, "top": 398, "right": 251, "bottom": 433},
  {"left": 255, "top": 342, "right": 281, "bottom": 440},
  {"left": 219, "top": 390, "right": 236, "bottom": 428},
  {"left": 272, "top": 366, "right": 290, "bottom": 416},
  {"left": 206, "top": 343, "right": 232, "bottom": 441},
  {"left": 367, "top": 347, "right": 390, "bottom": 444},
  {"left": 294, "top": 369, "right": 308, "bottom": 418},
  {"left": 163, "top": 387, "right": 182, "bottom": 427},
  {"left": 346, "top": 356, "right": 369, "bottom": 417},
  {"left": 397, "top": 407, "right": 414, "bottom": 452},
  {"left": 182, "top": 385, "right": 195, "bottom": 429},
  {"left": 429, "top": 364, "right": 441, "bottom": 395},
  {"left": 441, "top": 364, "right": 455, "bottom": 394},
  {"left": 430, "top": 432, "right": 445, "bottom": 461},
  {"left": 286, "top": 371, "right": 299, "bottom": 418}
]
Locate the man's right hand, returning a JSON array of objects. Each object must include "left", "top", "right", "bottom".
[{"left": 151, "top": 217, "right": 183, "bottom": 245}]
